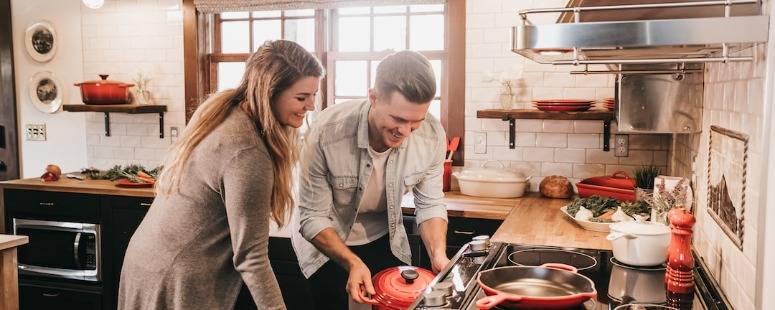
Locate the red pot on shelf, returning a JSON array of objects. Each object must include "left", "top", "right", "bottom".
[
  {"left": 74, "top": 74, "right": 134, "bottom": 105},
  {"left": 367, "top": 266, "right": 435, "bottom": 310}
]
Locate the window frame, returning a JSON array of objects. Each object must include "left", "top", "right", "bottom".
[{"left": 184, "top": 0, "right": 466, "bottom": 164}]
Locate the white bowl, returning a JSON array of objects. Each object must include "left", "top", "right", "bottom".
[{"left": 560, "top": 205, "right": 612, "bottom": 232}]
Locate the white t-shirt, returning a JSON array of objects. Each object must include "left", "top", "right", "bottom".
[{"left": 345, "top": 146, "right": 392, "bottom": 246}]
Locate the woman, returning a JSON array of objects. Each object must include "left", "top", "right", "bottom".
[{"left": 118, "top": 40, "right": 323, "bottom": 310}]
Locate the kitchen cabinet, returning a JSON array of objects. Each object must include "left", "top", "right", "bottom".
[
  {"left": 19, "top": 279, "right": 102, "bottom": 310},
  {"left": 403, "top": 215, "right": 502, "bottom": 269}
]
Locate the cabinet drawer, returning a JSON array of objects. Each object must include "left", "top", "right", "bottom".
[
  {"left": 447, "top": 217, "right": 502, "bottom": 246},
  {"left": 19, "top": 282, "right": 102, "bottom": 310},
  {"left": 4, "top": 189, "right": 100, "bottom": 222}
]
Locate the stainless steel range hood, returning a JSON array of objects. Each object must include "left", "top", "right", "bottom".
[{"left": 512, "top": 0, "right": 769, "bottom": 66}]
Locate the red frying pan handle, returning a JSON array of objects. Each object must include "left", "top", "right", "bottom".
[
  {"left": 612, "top": 171, "right": 631, "bottom": 179},
  {"left": 541, "top": 263, "right": 578, "bottom": 273},
  {"left": 476, "top": 293, "right": 521, "bottom": 309}
]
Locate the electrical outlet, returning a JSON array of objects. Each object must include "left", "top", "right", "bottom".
[
  {"left": 25, "top": 124, "right": 47, "bottom": 141},
  {"left": 614, "top": 134, "right": 629, "bottom": 157},
  {"left": 170, "top": 126, "right": 180, "bottom": 144},
  {"left": 474, "top": 132, "right": 487, "bottom": 154}
]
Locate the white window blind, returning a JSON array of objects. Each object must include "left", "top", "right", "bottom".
[{"left": 194, "top": 0, "right": 445, "bottom": 13}]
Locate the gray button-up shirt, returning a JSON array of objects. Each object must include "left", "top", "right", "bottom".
[{"left": 291, "top": 99, "right": 448, "bottom": 278}]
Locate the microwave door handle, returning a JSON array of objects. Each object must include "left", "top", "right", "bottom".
[{"left": 73, "top": 232, "right": 82, "bottom": 269}]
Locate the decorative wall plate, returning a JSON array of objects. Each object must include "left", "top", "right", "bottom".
[
  {"left": 25, "top": 20, "right": 57, "bottom": 63},
  {"left": 707, "top": 125, "right": 748, "bottom": 250},
  {"left": 28, "top": 71, "right": 63, "bottom": 114}
]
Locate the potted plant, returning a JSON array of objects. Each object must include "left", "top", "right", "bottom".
[{"left": 634, "top": 165, "right": 660, "bottom": 200}]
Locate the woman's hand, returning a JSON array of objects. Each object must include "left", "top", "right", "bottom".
[{"left": 347, "top": 258, "right": 376, "bottom": 304}]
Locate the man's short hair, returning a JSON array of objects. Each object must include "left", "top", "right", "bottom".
[{"left": 374, "top": 50, "right": 436, "bottom": 103}]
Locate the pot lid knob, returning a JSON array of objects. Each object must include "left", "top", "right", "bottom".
[
  {"left": 400, "top": 269, "right": 419, "bottom": 284},
  {"left": 99, "top": 74, "right": 109, "bottom": 80}
]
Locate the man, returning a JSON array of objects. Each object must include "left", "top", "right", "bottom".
[{"left": 291, "top": 50, "right": 449, "bottom": 309}]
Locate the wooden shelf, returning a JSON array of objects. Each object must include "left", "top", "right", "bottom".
[
  {"left": 476, "top": 109, "right": 615, "bottom": 151},
  {"left": 477, "top": 109, "right": 614, "bottom": 120},
  {"left": 63, "top": 104, "right": 166, "bottom": 114},
  {"left": 62, "top": 104, "right": 167, "bottom": 138}
]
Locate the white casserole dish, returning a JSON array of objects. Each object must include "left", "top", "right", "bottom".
[
  {"left": 453, "top": 161, "right": 531, "bottom": 198},
  {"left": 606, "top": 221, "right": 670, "bottom": 266}
]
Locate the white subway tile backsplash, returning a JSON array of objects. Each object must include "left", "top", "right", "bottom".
[
  {"left": 536, "top": 133, "right": 567, "bottom": 148},
  {"left": 491, "top": 146, "right": 523, "bottom": 161},
  {"left": 486, "top": 131, "right": 508, "bottom": 146},
  {"left": 573, "top": 120, "right": 603, "bottom": 133},
  {"left": 543, "top": 72, "right": 575, "bottom": 88},
  {"left": 586, "top": 149, "right": 619, "bottom": 164},
  {"left": 542, "top": 120, "right": 572, "bottom": 133},
  {"left": 554, "top": 149, "right": 586, "bottom": 163},
  {"left": 515, "top": 133, "right": 536, "bottom": 147},
  {"left": 573, "top": 164, "right": 606, "bottom": 179},
  {"left": 567, "top": 133, "right": 600, "bottom": 148},
  {"left": 541, "top": 162, "right": 572, "bottom": 177},
  {"left": 515, "top": 119, "right": 543, "bottom": 132},
  {"left": 522, "top": 147, "right": 555, "bottom": 162},
  {"left": 618, "top": 150, "right": 654, "bottom": 166}
]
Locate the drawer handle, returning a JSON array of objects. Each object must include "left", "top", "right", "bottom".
[
  {"left": 42, "top": 292, "right": 60, "bottom": 298},
  {"left": 39, "top": 202, "right": 55, "bottom": 207},
  {"left": 453, "top": 230, "right": 475, "bottom": 235},
  {"left": 139, "top": 202, "right": 152, "bottom": 208}
]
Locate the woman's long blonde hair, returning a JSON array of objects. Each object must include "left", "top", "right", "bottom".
[{"left": 157, "top": 40, "right": 323, "bottom": 227}]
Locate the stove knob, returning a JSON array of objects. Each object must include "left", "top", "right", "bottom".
[
  {"left": 472, "top": 235, "right": 490, "bottom": 248},
  {"left": 424, "top": 290, "right": 447, "bottom": 307},
  {"left": 433, "top": 281, "right": 455, "bottom": 296},
  {"left": 469, "top": 240, "right": 486, "bottom": 251}
]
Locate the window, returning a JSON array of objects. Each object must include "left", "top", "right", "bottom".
[
  {"left": 209, "top": 9, "right": 321, "bottom": 92},
  {"left": 187, "top": 1, "right": 465, "bottom": 163},
  {"left": 329, "top": 5, "right": 445, "bottom": 118}
]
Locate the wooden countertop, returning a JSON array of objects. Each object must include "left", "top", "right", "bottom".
[
  {"left": 0, "top": 177, "right": 154, "bottom": 198},
  {"left": 0, "top": 235, "right": 28, "bottom": 251},
  {"left": 402, "top": 191, "right": 520, "bottom": 220},
  {"left": 491, "top": 195, "right": 612, "bottom": 250}
]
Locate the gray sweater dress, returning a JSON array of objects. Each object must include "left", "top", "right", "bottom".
[{"left": 118, "top": 108, "right": 285, "bottom": 310}]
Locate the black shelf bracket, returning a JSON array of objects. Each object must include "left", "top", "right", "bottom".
[
  {"left": 101, "top": 112, "right": 165, "bottom": 139},
  {"left": 603, "top": 120, "right": 611, "bottom": 151},
  {"left": 502, "top": 116, "right": 516, "bottom": 149}
]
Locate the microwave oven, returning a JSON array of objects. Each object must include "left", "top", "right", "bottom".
[{"left": 13, "top": 218, "right": 101, "bottom": 282}]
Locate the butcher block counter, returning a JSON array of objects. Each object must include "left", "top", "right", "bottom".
[
  {"left": 491, "top": 195, "right": 612, "bottom": 250},
  {"left": 0, "top": 177, "right": 154, "bottom": 198}
]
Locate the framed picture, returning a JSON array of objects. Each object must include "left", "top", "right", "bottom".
[
  {"left": 28, "top": 71, "right": 64, "bottom": 114},
  {"left": 25, "top": 21, "right": 57, "bottom": 63},
  {"left": 707, "top": 125, "right": 748, "bottom": 250}
]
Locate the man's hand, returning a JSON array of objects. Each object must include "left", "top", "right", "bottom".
[
  {"left": 347, "top": 258, "right": 376, "bottom": 304},
  {"left": 430, "top": 254, "right": 450, "bottom": 274}
]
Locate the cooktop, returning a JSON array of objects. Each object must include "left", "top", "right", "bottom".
[{"left": 409, "top": 241, "right": 727, "bottom": 310}]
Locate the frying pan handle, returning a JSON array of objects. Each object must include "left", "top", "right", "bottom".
[
  {"left": 540, "top": 263, "right": 578, "bottom": 273},
  {"left": 612, "top": 171, "right": 631, "bottom": 179},
  {"left": 475, "top": 294, "right": 520, "bottom": 309}
]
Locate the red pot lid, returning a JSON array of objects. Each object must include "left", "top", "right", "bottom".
[
  {"left": 372, "top": 266, "right": 435, "bottom": 309},
  {"left": 579, "top": 171, "right": 635, "bottom": 189},
  {"left": 75, "top": 74, "right": 133, "bottom": 87}
]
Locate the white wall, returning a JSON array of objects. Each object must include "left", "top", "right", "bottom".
[
  {"left": 464, "top": 0, "right": 670, "bottom": 191},
  {"left": 81, "top": 0, "right": 185, "bottom": 169},
  {"left": 11, "top": 0, "right": 88, "bottom": 177}
]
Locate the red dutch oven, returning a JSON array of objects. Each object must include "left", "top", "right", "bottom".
[
  {"left": 367, "top": 266, "right": 435, "bottom": 310},
  {"left": 74, "top": 74, "right": 134, "bottom": 105},
  {"left": 576, "top": 171, "right": 636, "bottom": 201}
]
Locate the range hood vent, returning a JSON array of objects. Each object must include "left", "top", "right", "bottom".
[{"left": 512, "top": 0, "right": 769, "bottom": 69}]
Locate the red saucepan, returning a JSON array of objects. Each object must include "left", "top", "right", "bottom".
[{"left": 476, "top": 263, "right": 597, "bottom": 309}]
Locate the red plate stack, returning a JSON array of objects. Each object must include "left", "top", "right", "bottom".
[
  {"left": 602, "top": 98, "right": 615, "bottom": 111},
  {"left": 532, "top": 99, "right": 594, "bottom": 112}
]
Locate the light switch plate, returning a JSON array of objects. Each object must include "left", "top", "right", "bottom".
[
  {"left": 614, "top": 134, "right": 629, "bottom": 157},
  {"left": 25, "top": 124, "right": 47, "bottom": 141},
  {"left": 474, "top": 132, "right": 487, "bottom": 154}
]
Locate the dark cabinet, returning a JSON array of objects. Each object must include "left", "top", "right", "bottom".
[
  {"left": 19, "top": 280, "right": 102, "bottom": 310},
  {"left": 403, "top": 215, "right": 502, "bottom": 270},
  {"left": 104, "top": 196, "right": 152, "bottom": 310}
]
